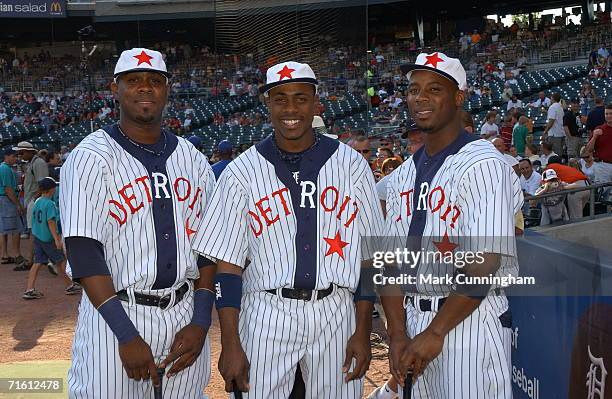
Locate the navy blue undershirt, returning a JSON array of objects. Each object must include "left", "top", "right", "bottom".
[
  {"left": 106, "top": 124, "right": 179, "bottom": 289},
  {"left": 256, "top": 134, "right": 339, "bottom": 289}
]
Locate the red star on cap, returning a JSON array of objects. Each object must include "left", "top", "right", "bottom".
[
  {"left": 424, "top": 52, "right": 444, "bottom": 68},
  {"left": 433, "top": 231, "right": 458, "bottom": 255},
  {"left": 133, "top": 50, "right": 154, "bottom": 66},
  {"left": 324, "top": 231, "right": 349, "bottom": 260},
  {"left": 277, "top": 65, "right": 295, "bottom": 80},
  {"left": 185, "top": 218, "right": 197, "bottom": 239}
]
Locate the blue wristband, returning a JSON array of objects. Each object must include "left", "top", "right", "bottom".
[
  {"left": 191, "top": 289, "right": 214, "bottom": 329},
  {"left": 214, "top": 273, "right": 242, "bottom": 310},
  {"left": 354, "top": 268, "right": 378, "bottom": 303},
  {"left": 97, "top": 296, "right": 140, "bottom": 345}
]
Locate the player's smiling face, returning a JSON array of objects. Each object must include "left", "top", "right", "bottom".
[
  {"left": 266, "top": 82, "right": 317, "bottom": 149},
  {"left": 407, "top": 70, "right": 464, "bottom": 134},
  {"left": 112, "top": 71, "right": 169, "bottom": 125}
]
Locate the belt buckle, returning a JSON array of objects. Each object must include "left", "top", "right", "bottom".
[
  {"left": 297, "top": 289, "right": 313, "bottom": 301},
  {"left": 158, "top": 289, "right": 176, "bottom": 311}
]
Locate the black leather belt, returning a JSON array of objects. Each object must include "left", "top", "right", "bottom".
[
  {"left": 407, "top": 288, "right": 503, "bottom": 312},
  {"left": 266, "top": 285, "right": 334, "bottom": 301},
  {"left": 407, "top": 296, "right": 447, "bottom": 312},
  {"left": 116, "top": 282, "right": 190, "bottom": 309}
]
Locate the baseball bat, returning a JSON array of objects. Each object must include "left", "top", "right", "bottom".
[
  {"left": 154, "top": 368, "right": 164, "bottom": 399},
  {"left": 403, "top": 373, "right": 413, "bottom": 399},
  {"left": 233, "top": 385, "right": 243, "bottom": 399}
]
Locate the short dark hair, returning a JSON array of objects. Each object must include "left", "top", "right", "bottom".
[
  {"left": 542, "top": 142, "right": 553, "bottom": 151},
  {"left": 44, "top": 151, "right": 58, "bottom": 163},
  {"left": 606, "top": 104, "right": 612, "bottom": 111},
  {"left": 548, "top": 155, "right": 562, "bottom": 164},
  {"left": 595, "top": 97, "right": 604, "bottom": 105},
  {"left": 519, "top": 158, "right": 532, "bottom": 166},
  {"left": 552, "top": 92, "right": 561, "bottom": 102}
]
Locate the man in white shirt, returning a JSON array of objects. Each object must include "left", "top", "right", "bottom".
[
  {"left": 480, "top": 111, "right": 499, "bottom": 139},
  {"left": 492, "top": 137, "right": 520, "bottom": 175},
  {"left": 543, "top": 93, "right": 566, "bottom": 157},
  {"left": 507, "top": 94, "right": 523, "bottom": 111},
  {"left": 530, "top": 91, "right": 552, "bottom": 108},
  {"left": 518, "top": 159, "right": 541, "bottom": 195},
  {"left": 539, "top": 142, "right": 558, "bottom": 167}
]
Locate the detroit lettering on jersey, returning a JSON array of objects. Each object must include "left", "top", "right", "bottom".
[
  {"left": 385, "top": 131, "right": 523, "bottom": 296},
  {"left": 60, "top": 124, "right": 215, "bottom": 292},
  {"left": 193, "top": 134, "right": 385, "bottom": 293}
]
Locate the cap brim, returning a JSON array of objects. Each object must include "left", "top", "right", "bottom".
[
  {"left": 114, "top": 68, "right": 172, "bottom": 79},
  {"left": 259, "top": 78, "right": 318, "bottom": 94},
  {"left": 400, "top": 64, "right": 461, "bottom": 88},
  {"left": 12, "top": 147, "right": 36, "bottom": 151}
]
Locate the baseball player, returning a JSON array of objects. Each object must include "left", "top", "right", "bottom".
[
  {"left": 192, "top": 61, "right": 385, "bottom": 398},
  {"left": 380, "top": 52, "right": 523, "bottom": 399},
  {"left": 60, "top": 48, "right": 215, "bottom": 398}
]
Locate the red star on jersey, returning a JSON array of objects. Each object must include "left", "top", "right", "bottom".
[
  {"left": 433, "top": 231, "right": 458, "bottom": 255},
  {"left": 276, "top": 65, "right": 295, "bottom": 80},
  {"left": 424, "top": 52, "right": 444, "bottom": 68},
  {"left": 133, "top": 50, "right": 154, "bottom": 66},
  {"left": 185, "top": 219, "right": 197, "bottom": 239},
  {"left": 324, "top": 231, "right": 349, "bottom": 260}
]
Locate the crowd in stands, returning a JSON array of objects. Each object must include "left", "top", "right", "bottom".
[{"left": 0, "top": 12, "right": 610, "bottom": 226}]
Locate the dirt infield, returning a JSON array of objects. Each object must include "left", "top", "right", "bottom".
[{"left": 0, "top": 241, "right": 390, "bottom": 398}]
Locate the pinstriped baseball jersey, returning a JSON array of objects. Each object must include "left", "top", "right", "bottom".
[
  {"left": 192, "top": 134, "right": 385, "bottom": 293},
  {"left": 386, "top": 131, "right": 520, "bottom": 399},
  {"left": 385, "top": 132, "right": 524, "bottom": 296},
  {"left": 60, "top": 124, "right": 215, "bottom": 291},
  {"left": 60, "top": 124, "right": 215, "bottom": 398}
]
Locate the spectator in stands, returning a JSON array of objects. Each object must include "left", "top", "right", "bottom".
[
  {"left": 211, "top": 140, "right": 234, "bottom": 180},
  {"left": 381, "top": 158, "right": 401, "bottom": 177},
  {"left": 0, "top": 107, "right": 6, "bottom": 121},
  {"left": 563, "top": 99, "right": 582, "bottom": 159},
  {"left": 544, "top": 93, "right": 566, "bottom": 157},
  {"left": 586, "top": 97, "right": 605, "bottom": 135},
  {"left": 585, "top": 104, "right": 612, "bottom": 187},
  {"left": 371, "top": 147, "right": 394, "bottom": 178},
  {"left": 579, "top": 146, "right": 596, "bottom": 182},
  {"left": 535, "top": 169, "right": 569, "bottom": 225},
  {"left": 461, "top": 110, "right": 475, "bottom": 133},
  {"left": 598, "top": 44, "right": 610, "bottom": 60},
  {"left": 502, "top": 78, "right": 514, "bottom": 102},
  {"left": 507, "top": 94, "right": 523, "bottom": 111},
  {"left": 579, "top": 82, "right": 596, "bottom": 115},
  {"left": 513, "top": 116, "right": 529, "bottom": 156},
  {"left": 45, "top": 151, "right": 61, "bottom": 181},
  {"left": 350, "top": 135, "right": 373, "bottom": 165},
  {"left": 3, "top": 116, "right": 12, "bottom": 128},
  {"left": 98, "top": 103, "right": 112, "bottom": 120},
  {"left": 480, "top": 111, "right": 499, "bottom": 139},
  {"left": 530, "top": 91, "right": 551, "bottom": 109},
  {"left": 500, "top": 114, "right": 513, "bottom": 148},
  {"left": 519, "top": 158, "right": 541, "bottom": 196},
  {"left": 183, "top": 115, "right": 193, "bottom": 133},
  {"left": 545, "top": 155, "right": 590, "bottom": 220},
  {"left": 492, "top": 137, "right": 519, "bottom": 175},
  {"left": 539, "top": 142, "right": 558, "bottom": 167},
  {"left": 509, "top": 146, "right": 521, "bottom": 161}
]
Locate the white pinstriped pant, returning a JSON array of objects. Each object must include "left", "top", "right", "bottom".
[
  {"left": 68, "top": 287, "right": 210, "bottom": 398},
  {"left": 399, "top": 295, "right": 513, "bottom": 399},
  {"left": 233, "top": 286, "right": 362, "bottom": 399}
]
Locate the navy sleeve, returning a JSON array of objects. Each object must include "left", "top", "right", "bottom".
[{"left": 65, "top": 236, "right": 110, "bottom": 282}]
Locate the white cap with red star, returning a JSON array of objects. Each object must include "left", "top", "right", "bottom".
[
  {"left": 259, "top": 61, "right": 318, "bottom": 95},
  {"left": 400, "top": 52, "right": 467, "bottom": 90},
  {"left": 113, "top": 48, "right": 171, "bottom": 79}
]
